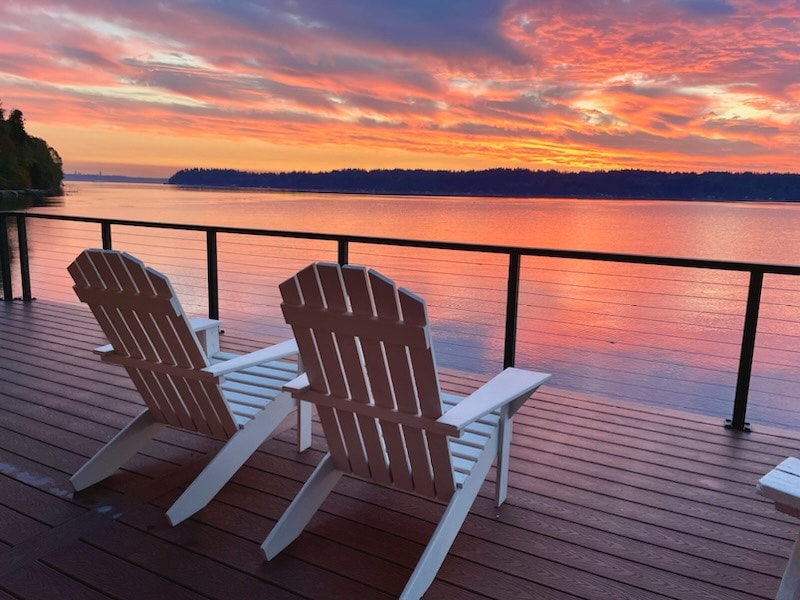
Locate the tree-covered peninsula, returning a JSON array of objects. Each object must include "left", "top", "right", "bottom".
[
  {"left": 169, "top": 167, "right": 800, "bottom": 202},
  {"left": 0, "top": 103, "right": 64, "bottom": 195}
]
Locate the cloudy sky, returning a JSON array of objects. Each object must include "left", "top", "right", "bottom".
[{"left": 1, "top": 0, "right": 799, "bottom": 177}]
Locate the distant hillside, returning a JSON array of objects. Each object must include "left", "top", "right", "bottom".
[
  {"left": 0, "top": 102, "right": 63, "bottom": 195},
  {"left": 167, "top": 168, "right": 800, "bottom": 201},
  {"left": 66, "top": 173, "right": 168, "bottom": 184}
]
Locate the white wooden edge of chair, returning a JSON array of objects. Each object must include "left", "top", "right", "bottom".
[
  {"left": 757, "top": 457, "right": 800, "bottom": 600},
  {"left": 283, "top": 367, "right": 551, "bottom": 434},
  {"left": 204, "top": 338, "right": 299, "bottom": 377}
]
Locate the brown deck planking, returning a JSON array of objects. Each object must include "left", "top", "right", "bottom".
[{"left": 1, "top": 299, "right": 799, "bottom": 599}]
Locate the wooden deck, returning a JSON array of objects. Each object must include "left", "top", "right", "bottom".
[{"left": 1, "top": 299, "right": 800, "bottom": 599}]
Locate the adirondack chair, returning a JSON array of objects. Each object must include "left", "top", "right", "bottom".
[
  {"left": 262, "top": 262, "right": 551, "bottom": 599},
  {"left": 757, "top": 457, "right": 800, "bottom": 600},
  {"left": 68, "top": 248, "right": 312, "bottom": 525}
]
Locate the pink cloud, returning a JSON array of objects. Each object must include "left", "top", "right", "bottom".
[{"left": 0, "top": 0, "right": 798, "bottom": 174}]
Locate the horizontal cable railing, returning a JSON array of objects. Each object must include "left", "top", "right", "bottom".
[{"left": 3, "top": 210, "right": 800, "bottom": 431}]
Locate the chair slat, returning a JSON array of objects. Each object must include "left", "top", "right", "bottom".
[
  {"left": 187, "top": 378, "right": 234, "bottom": 438},
  {"left": 127, "top": 369, "right": 171, "bottom": 424},
  {"left": 97, "top": 305, "right": 141, "bottom": 358},
  {"left": 104, "top": 251, "right": 142, "bottom": 296},
  {"left": 281, "top": 269, "right": 351, "bottom": 470},
  {"left": 342, "top": 265, "right": 414, "bottom": 490},
  {"left": 91, "top": 250, "right": 123, "bottom": 293},
  {"left": 316, "top": 264, "right": 376, "bottom": 480},
  {"left": 136, "top": 308, "right": 176, "bottom": 364},
  {"left": 279, "top": 276, "right": 326, "bottom": 391},
  {"left": 369, "top": 270, "right": 437, "bottom": 497},
  {"left": 297, "top": 266, "right": 348, "bottom": 397},
  {"left": 298, "top": 265, "right": 365, "bottom": 474},
  {"left": 136, "top": 370, "right": 191, "bottom": 429},
  {"left": 399, "top": 289, "right": 454, "bottom": 500}
]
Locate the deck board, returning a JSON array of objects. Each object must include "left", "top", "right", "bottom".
[{"left": 1, "top": 299, "right": 799, "bottom": 599}]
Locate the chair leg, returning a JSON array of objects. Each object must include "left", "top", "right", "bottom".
[
  {"left": 778, "top": 529, "right": 800, "bottom": 600},
  {"left": 297, "top": 399, "right": 312, "bottom": 452},
  {"left": 71, "top": 409, "right": 164, "bottom": 492},
  {"left": 166, "top": 392, "right": 296, "bottom": 526},
  {"left": 400, "top": 428, "right": 499, "bottom": 600},
  {"left": 261, "top": 453, "right": 342, "bottom": 560},
  {"left": 495, "top": 407, "right": 513, "bottom": 507}
]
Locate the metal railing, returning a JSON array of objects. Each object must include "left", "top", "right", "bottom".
[{"left": 3, "top": 210, "right": 800, "bottom": 431}]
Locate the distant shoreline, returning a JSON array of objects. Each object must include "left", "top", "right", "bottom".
[
  {"left": 166, "top": 167, "right": 800, "bottom": 202},
  {"left": 65, "top": 174, "right": 168, "bottom": 184},
  {"left": 63, "top": 169, "right": 800, "bottom": 202}
]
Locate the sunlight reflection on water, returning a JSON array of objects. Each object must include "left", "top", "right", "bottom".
[{"left": 12, "top": 181, "right": 800, "bottom": 428}]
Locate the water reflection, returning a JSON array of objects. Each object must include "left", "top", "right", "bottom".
[
  {"left": 15, "top": 182, "right": 800, "bottom": 428},
  {"left": 0, "top": 193, "right": 64, "bottom": 295}
]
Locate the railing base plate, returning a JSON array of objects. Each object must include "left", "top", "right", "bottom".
[{"left": 724, "top": 419, "right": 752, "bottom": 433}]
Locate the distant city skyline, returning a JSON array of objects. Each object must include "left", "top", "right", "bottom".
[{"left": 2, "top": 0, "right": 799, "bottom": 177}]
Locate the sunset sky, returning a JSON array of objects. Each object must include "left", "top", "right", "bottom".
[{"left": 1, "top": 0, "right": 799, "bottom": 177}]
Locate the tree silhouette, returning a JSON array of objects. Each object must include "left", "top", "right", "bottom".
[
  {"left": 0, "top": 102, "right": 63, "bottom": 194},
  {"left": 168, "top": 167, "right": 800, "bottom": 202}
]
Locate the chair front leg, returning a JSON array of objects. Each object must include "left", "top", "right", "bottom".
[
  {"left": 401, "top": 426, "right": 499, "bottom": 600},
  {"left": 167, "top": 391, "right": 296, "bottom": 526},
  {"left": 778, "top": 528, "right": 800, "bottom": 600},
  {"left": 262, "top": 454, "right": 342, "bottom": 560},
  {"left": 495, "top": 406, "right": 513, "bottom": 507}
]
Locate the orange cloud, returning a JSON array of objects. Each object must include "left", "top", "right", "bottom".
[{"left": 1, "top": 0, "right": 798, "bottom": 176}]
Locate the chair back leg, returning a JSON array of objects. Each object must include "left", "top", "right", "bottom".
[{"left": 70, "top": 410, "right": 164, "bottom": 492}]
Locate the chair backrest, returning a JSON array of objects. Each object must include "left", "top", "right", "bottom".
[
  {"left": 69, "top": 249, "right": 238, "bottom": 440},
  {"left": 280, "top": 262, "right": 456, "bottom": 501}
]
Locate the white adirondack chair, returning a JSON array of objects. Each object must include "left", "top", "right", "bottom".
[
  {"left": 68, "top": 248, "right": 312, "bottom": 525},
  {"left": 757, "top": 457, "right": 800, "bottom": 600},
  {"left": 262, "top": 262, "right": 551, "bottom": 599}
]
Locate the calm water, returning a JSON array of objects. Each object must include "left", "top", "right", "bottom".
[
  {"left": 27, "top": 181, "right": 800, "bottom": 263},
  {"left": 12, "top": 181, "right": 800, "bottom": 428}
]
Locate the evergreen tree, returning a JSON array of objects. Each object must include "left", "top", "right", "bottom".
[{"left": 0, "top": 101, "right": 63, "bottom": 194}]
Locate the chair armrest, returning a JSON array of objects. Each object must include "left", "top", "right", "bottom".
[
  {"left": 437, "top": 368, "right": 550, "bottom": 433},
  {"left": 188, "top": 317, "right": 221, "bottom": 333},
  {"left": 189, "top": 317, "right": 222, "bottom": 356},
  {"left": 757, "top": 457, "right": 800, "bottom": 513},
  {"left": 202, "top": 338, "right": 299, "bottom": 377},
  {"left": 284, "top": 372, "right": 310, "bottom": 393}
]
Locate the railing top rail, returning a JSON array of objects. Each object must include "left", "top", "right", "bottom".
[{"left": 4, "top": 210, "right": 800, "bottom": 276}]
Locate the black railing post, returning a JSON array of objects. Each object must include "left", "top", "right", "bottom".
[
  {"left": 338, "top": 239, "right": 349, "bottom": 265},
  {"left": 101, "top": 222, "right": 112, "bottom": 249},
  {"left": 727, "top": 270, "right": 764, "bottom": 432},
  {"left": 16, "top": 215, "right": 32, "bottom": 301},
  {"left": 503, "top": 252, "right": 521, "bottom": 369},
  {"left": 207, "top": 230, "right": 219, "bottom": 320},
  {"left": 0, "top": 214, "right": 12, "bottom": 301}
]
